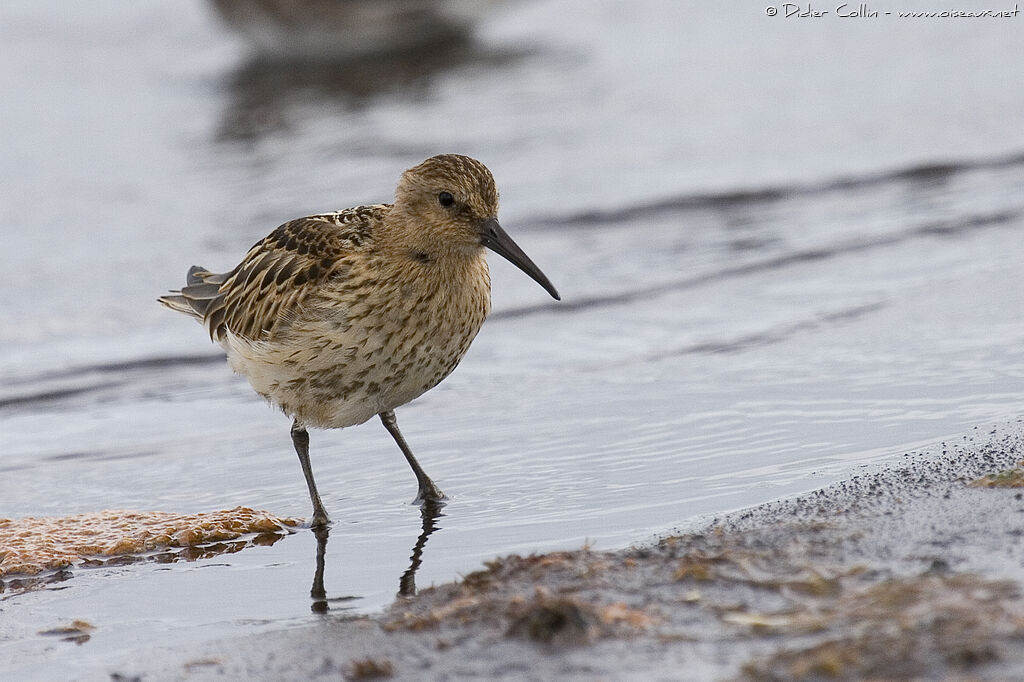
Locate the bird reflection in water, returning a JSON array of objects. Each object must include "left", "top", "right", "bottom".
[
  {"left": 209, "top": 0, "right": 526, "bottom": 142},
  {"left": 308, "top": 499, "right": 445, "bottom": 613},
  {"left": 209, "top": 0, "right": 502, "bottom": 60},
  {"left": 217, "top": 41, "right": 524, "bottom": 142}
]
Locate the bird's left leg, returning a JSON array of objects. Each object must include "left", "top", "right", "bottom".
[{"left": 379, "top": 410, "right": 446, "bottom": 504}]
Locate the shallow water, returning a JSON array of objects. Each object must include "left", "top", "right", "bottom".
[{"left": 2, "top": 1, "right": 1024, "bottom": 678}]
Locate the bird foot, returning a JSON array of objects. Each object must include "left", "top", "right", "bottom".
[
  {"left": 413, "top": 484, "right": 447, "bottom": 507},
  {"left": 308, "top": 511, "right": 331, "bottom": 529}
]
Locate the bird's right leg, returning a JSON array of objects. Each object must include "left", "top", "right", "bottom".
[{"left": 291, "top": 419, "right": 330, "bottom": 527}]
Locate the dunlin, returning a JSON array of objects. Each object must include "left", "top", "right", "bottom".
[{"left": 160, "top": 154, "right": 559, "bottom": 526}]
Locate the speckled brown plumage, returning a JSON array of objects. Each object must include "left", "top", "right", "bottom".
[
  {"left": 160, "top": 154, "right": 559, "bottom": 525},
  {"left": 198, "top": 208, "right": 381, "bottom": 344}
]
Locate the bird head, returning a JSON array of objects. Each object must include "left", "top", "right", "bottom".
[{"left": 394, "top": 154, "right": 560, "bottom": 301}]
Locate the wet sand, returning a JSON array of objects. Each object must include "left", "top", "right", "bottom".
[{"left": 110, "top": 422, "right": 1024, "bottom": 681}]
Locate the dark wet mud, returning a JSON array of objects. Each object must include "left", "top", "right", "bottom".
[{"left": 122, "top": 423, "right": 1024, "bottom": 681}]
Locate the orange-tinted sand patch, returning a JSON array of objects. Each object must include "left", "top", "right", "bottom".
[{"left": 0, "top": 507, "right": 300, "bottom": 577}]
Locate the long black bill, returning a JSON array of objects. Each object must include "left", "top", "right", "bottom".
[{"left": 479, "top": 218, "right": 561, "bottom": 300}]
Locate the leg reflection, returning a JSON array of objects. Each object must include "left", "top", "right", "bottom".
[
  {"left": 399, "top": 498, "right": 445, "bottom": 597},
  {"left": 306, "top": 500, "right": 445, "bottom": 611},
  {"left": 310, "top": 523, "right": 330, "bottom": 614}
]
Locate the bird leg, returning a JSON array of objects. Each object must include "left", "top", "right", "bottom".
[
  {"left": 379, "top": 410, "right": 446, "bottom": 504},
  {"left": 291, "top": 419, "right": 330, "bottom": 527}
]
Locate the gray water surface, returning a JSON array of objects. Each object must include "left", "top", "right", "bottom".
[{"left": 2, "top": 1, "right": 1024, "bottom": 678}]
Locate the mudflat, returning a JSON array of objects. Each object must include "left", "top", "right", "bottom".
[{"left": 129, "top": 423, "right": 1024, "bottom": 681}]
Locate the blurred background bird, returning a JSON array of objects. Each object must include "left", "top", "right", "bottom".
[{"left": 208, "top": 0, "right": 503, "bottom": 59}]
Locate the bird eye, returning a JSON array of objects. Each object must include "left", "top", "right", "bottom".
[{"left": 437, "top": 191, "right": 455, "bottom": 208}]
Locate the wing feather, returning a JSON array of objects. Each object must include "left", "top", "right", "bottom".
[{"left": 167, "top": 205, "right": 387, "bottom": 342}]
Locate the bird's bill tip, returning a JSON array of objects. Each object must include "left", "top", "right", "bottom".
[{"left": 479, "top": 219, "right": 561, "bottom": 301}]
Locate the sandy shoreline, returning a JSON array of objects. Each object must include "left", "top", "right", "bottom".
[{"left": 106, "top": 420, "right": 1024, "bottom": 681}]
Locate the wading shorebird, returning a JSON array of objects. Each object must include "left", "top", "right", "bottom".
[{"left": 160, "top": 154, "right": 559, "bottom": 526}]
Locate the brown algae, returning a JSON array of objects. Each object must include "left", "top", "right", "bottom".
[
  {"left": 0, "top": 506, "right": 299, "bottom": 578},
  {"left": 38, "top": 619, "right": 96, "bottom": 645},
  {"left": 970, "top": 461, "right": 1024, "bottom": 487},
  {"left": 344, "top": 657, "right": 395, "bottom": 680}
]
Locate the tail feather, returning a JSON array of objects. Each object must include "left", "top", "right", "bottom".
[
  {"left": 180, "top": 282, "right": 222, "bottom": 300},
  {"left": 186, "top": 266, "right": 206, "bottom": 286},
  {"left": 186, "top": 266, "right": 228, "bottom": 286},
  {"left": 157, "top": 293, "right": 199, "bottom": 318},
  {"left": 159, "top": 265, "right": 227, "bottom": 322}
]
